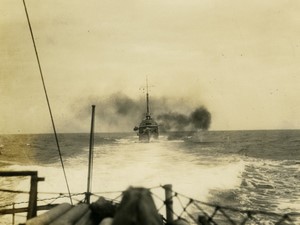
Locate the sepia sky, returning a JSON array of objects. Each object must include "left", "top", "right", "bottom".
[{"left": 1, "top": 0, "right": 300, "bottom": 134}]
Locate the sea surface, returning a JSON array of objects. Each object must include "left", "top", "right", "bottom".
[{"left": 0, "top": 130, "right": 299, "bottom": 224}]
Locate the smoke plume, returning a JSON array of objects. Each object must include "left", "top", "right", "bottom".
[
  {"left": 157, "top": 106, "right": 211, "bottom": 132},
  {"left": 69, "top": 93, "right": 211, "bottom": 132}
]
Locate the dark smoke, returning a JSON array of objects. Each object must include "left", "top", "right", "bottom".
[
  {"left": 112, "top": 94, "right": 142, "bottom": 116},
  {"left": 190, "top": 106, "right": 211, "bottom": 130},
  {"left": 69, "top": 93, "right": 145, "bottom": 132},
  {"left": 69, "top": 93, "right": 211, "bottom": 132},
  {"left": 157, "top": 106, "right": 211, "bottom": 132},
  {"left": 157, "top": 113, "right": 189, "bottom": 131}
]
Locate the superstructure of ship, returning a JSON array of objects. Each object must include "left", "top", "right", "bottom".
[{"left": 133, "top": 79, "right": 159, "bottom": 142}]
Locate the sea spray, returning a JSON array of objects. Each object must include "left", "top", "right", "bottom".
[{"left": 1, "top": 131, "right": 299, "bottom": 224}]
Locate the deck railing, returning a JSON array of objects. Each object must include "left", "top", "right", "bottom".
[{"left": 1, "top": 172, "right": 299, "bottom": 225}]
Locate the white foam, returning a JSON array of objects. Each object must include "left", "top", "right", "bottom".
[{"left": 6, "top": 142, "right": 244, "bottom": 199}]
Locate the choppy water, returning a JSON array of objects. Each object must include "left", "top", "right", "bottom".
[{"left": 0, "top": 130, "right": 299, "bottom": 224}]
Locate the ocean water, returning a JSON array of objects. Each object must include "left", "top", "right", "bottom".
[{"left": 0, "top": 130, "right": 299, "bottom": 224}]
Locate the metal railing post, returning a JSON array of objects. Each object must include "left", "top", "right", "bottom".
[
  {"left": 27, "top": 172, "right": 38, "bottom": 219},
  {"left": 86, "top": 105, "right": 96, "bottom": 204},
  {"left": 163, "top": 184, "right": 174, "bottom": 224},
  {"left": 12, "top": 203, "right": 15, "bottom": 225}
]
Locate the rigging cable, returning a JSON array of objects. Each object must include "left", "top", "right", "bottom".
[{"left": 22, "top": 0, "right": 73, "bottom": 205}]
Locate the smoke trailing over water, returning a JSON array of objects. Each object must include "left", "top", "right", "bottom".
[
  {"left": 70, "top": 93, "right": 211, "bottom": 132},
  {"left": 157, "top": 106, "right": 211, "bottom": 132}
]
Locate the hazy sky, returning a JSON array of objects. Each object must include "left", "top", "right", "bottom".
[{"left": 1, "top": 0, "right": 300, "bottom": 134}]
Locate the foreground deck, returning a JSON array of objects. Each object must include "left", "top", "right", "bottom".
[{"left": 1, "top": 171, "right": 299, "bottom": 225}]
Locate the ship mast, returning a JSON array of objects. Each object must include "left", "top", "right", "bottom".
[{"left": 146, "top": 76, "right": 150, "bottom": 117}]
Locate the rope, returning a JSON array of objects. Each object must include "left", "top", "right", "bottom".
[
  {"left": 0, "top": 192, "right": 85, "bottom": 209},
  {"left": 22, "top": 0, "right": 73, "bottom": 205},
  {"left": 150, "top": 187, "right": 300, "bottom": 225},
  {"left": 0, "top": 188, "right": 29, "bottom": 194},
  {"left": 1, "top": 186, "right": 299, "bottom": 225}
]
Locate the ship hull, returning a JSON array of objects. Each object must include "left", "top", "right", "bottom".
[
  {"left": 138, "top": 128, "right": 159, "bottom": 142},
  {"left": 136, "top": 118, "right": 159, "bottom": 142}
]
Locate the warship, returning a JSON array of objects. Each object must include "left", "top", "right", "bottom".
[{"left": 134, "top": 79, "right": 159, "bottom": 142}]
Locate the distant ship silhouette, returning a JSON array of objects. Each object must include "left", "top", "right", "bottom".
[{"left": 133, "top": 78, "right": 159, "bottom": 142}]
